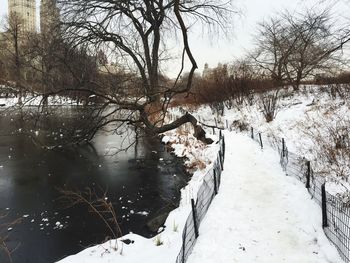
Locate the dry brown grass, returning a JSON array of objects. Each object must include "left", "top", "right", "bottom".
[
  {"left": 187, "top": 159, "right": 207, "bottom": 170},
  {"left": 58, "top": 187, "right": 123, "bottom": 253}
]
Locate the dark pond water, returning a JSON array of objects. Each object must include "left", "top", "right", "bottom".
[{"left": 0, "top": 107, "right": 189, "bottom": 263}]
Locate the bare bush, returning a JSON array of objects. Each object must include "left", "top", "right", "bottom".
[
  {"left": 259, "top": 90, "right": 280, "bottom": 122},
  {"left": 209, "top": 102, "right": 225, "bottom": 117},
  {"left": 58, "top": 187, "right": 123, "bottom": 252},
  {"left": 324, "top": 83, "right": 350, "bottom": 99},
  {"left": 318, "top": 123, "right": 350, "bottom": 181},
  {"left": 302, "top": 116, "right": 350, "bottom": 184},
  {"left": 231, "top": 120, "right": 249, "bottom": 132},
  {"left": 175, "top": 63, "right": 276, "bottom": 108}
]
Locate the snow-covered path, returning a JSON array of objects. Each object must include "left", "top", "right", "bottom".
[{"left": 187, "top": 132, "right": 342, "bottom": 263}]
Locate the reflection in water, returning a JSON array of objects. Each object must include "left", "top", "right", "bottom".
[{"left": 0, "top": 107, "right": 189, "bottom": 263}]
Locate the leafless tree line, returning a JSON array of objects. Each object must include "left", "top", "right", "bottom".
[
  {"left": 50, "top": 0, "right": 237, "bottom": 144},
  {"left": 2, "top": 2, "right": 350, "bottom": 146},
  {"left": 0, "top": 0, "right": 237, "bottom": 147},
  {"left": 250, "top": 8, "right": 350, "bottom": 90},
  {"left": 0, "top": 12, "right": 103, "bottom": 105}
]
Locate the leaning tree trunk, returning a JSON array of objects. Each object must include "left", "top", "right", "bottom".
[
  {"left": 141, "top": 108, "right": 214, "bottom": 144},
  {"left": 157, "top": 113, "right": 214, "bottom": 144}
]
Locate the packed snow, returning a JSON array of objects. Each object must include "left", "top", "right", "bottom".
[{"left": 187, "top": 132, "right": 342, "bottom": 263}]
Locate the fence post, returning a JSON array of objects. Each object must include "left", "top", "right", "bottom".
[
  {"left": 219, "top": 129, "right": 222, "bottom": 140},
  {"left": 191, "top": 199, "right": 199, "bottom": 238},
  {"left": 251, "top": 127, "right": 254, "bottom": 139},
  {"left": 213, "top": 169, "right": 218, "bottom": 195},
  {"left": 212, "top": 127, "right": 215, "bottom": 135},
  {"left": 219, "top": 153, "right": 224, "bottom": 171},
  {"left": 222, "top": 136, "right": 225, "bottom": 160},
  {"left": 282, "top": 138, "right": 286, "bottom": 158},
  {"left": 226, "top": 119, "right": 228, "bottom": 129},
  {"left": 182, "top": 226, "right": 186, "bottom": 263},
  {"left": 259, "top": 133, "right": 263, "bottom": 149},
  {"left": 321, "top": 184, "right": 328, "bottom": 228},
  {"left": 306, "top": 161, "right": 311, "bottom": 189}
]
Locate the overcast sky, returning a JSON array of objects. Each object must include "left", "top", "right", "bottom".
[{"left": 0, "top": 0, "right": 349, "bottom": 77}]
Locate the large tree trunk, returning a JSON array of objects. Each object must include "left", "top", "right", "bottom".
[{"left": 153, "top": 112, "right": 214, "bottom": 144}]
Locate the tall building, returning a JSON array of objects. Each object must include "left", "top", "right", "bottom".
[
  {"left": 40, "top": 0, "right": 60, "bottom": 35},
  {"left": 8, "top": 0, "right": 37, "bottom": 32}
]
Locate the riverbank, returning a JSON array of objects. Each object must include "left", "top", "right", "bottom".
[
  {"left": 58, "top": 128, "right": 342, "bottom": 263},
  {"left": 0, "top": 106, "right": 196, "bottom": 263},
  {"left": 57, "top": 129, "right": 220, "bottom": 263}
]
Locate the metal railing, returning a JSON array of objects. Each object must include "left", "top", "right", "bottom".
[
  {"left": 175, "top": 131, "right": 225, "bottom": 263},
  {"left": 249, "top": 126, "right": 350, "bottom": 263}
]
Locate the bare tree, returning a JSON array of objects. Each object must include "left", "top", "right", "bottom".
[
  {"left": 26, "top": 33, "right": 100, "bottom": 104},
  {"left": 251, "top": 8, "right": 350, "bottom": 90},
  {"left": 49, "top": 0, "right": 235, "bottom": 145},
  {"left": 283, "top": 10, "right": 343, "bottom": 89},
  {"left": 250, "top": 17, "right": 291, "bottom": 87},
  {"left": 259, "top": 90, "right": 279, "bottom": 122},
  {"left": 0, "top": 13, "right": 26, "bottom": 104}
]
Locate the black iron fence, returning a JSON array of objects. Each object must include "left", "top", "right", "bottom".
[
  {"left": 175, "top": 131, "right": 225, "bottom": 263},
  {"left": 170, "top": 111, "right": 349, "bottom": 262},
  {"left": 248, "top": 127, "right": 350, "bottom": 263}
]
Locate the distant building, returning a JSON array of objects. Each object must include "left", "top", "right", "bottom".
[
  {"left": 98, "top": 63, "right": 122, "bottom": 75},
  {"left": 8, "top": 0, "right": 37, "bottom": 32},
  {"left": 202, "top": 63, "right": 228, "bottom": 80},
  {"left": 40, "top": 0, "right": 60, "bottom": 35}
]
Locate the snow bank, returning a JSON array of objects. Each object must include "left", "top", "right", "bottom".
[
  {"left": 0, "top": 95, "right": 84, "bottom": 107},
  {"left": 174, "top": 86, "right": 350, "bottom": 194}
]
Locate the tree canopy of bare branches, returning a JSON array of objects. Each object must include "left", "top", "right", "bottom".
[
  {"left": 250, "top": 8, "right": 350, "bottom": 90},
  {"left": 0, "top": 12, "right": 31, "bottom": 104},
  {"left": 0, "top": 1, "right": 236, "bottom": 148},
  {"left": 53, "top": 0, "right": 235, "bottom": 144}
]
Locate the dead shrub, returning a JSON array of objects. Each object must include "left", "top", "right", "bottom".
[
  {"left": 259, "top": 90, "right": 280, "bottom": 122},
  {"left": 324, "top": 83, "right": 350, "bottom": 100},
  {"left": 231, "top": 120, "right": 249, "bottom": 132},
  {"left": 187, "top": 158, "right": 206, "bottom": 171},
  {"left": 171, "top": 64, "right": 276, "bottom": 108},
  {"left": 58, "top": 187, "right": 123, "bottom": 252},
  {"left": 302, "top": 117, "right": 350, "bottom": 183}
]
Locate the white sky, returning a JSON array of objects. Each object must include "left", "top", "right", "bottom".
[{"left": 0, "top": 0, "right": 349, "bottom": 77}]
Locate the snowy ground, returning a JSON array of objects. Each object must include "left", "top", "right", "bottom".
[
  {"left": 1, "top": 86, "right": 346, "bottom": 262},
  {"left": 179, "top": 86, "right": 350, "bottom": 194},
  {"left": 187, "top": 131, "right": 342, "bottom": 263},
  {"left": 58, "top": 129, "right": 343, "bottom": 263},
  {"left": 185, "top": 87, "right": 346, "bottom": 157},
  {"left": 0, "top": 94, "right": 84, "bottom": 107}
]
